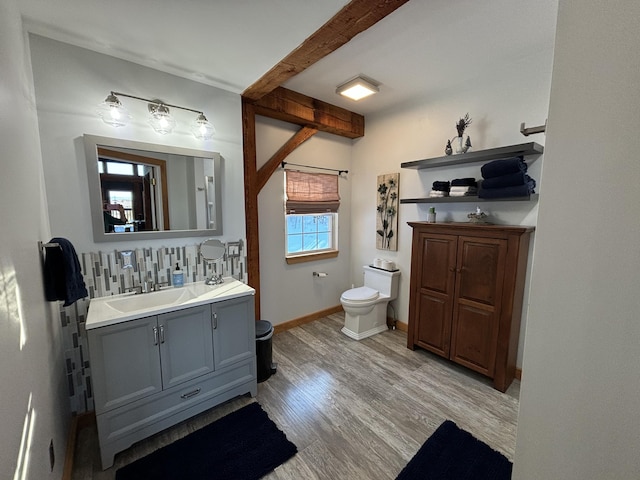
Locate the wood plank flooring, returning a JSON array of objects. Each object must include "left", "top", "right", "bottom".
[{"left": 71, "top": 313, "right": 519, "bottom": 480}]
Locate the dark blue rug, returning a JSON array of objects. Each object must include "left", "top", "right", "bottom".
[
  {"left": 115, "top": 402, "right": 297, "bottom": 480},
  {"left": 396, "top": 420, "right": 512, "bottom": 480}
]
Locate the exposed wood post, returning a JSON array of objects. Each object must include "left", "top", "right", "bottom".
[
  {"left": 241, "top": 98, "right": 261, "bottom": 320},
  {"left": 257, "top": 126, "right": 318, "bottom": 193}
]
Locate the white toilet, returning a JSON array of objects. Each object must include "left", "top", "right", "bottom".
[{"left": 340, "top": 265, "right": 400, "bottom": 340}]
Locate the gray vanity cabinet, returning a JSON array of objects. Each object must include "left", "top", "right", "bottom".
[
  {"left": 87, "top": 293, "right": 257, "bottom": 469},
  {"left": 159, "top": 305, "right": 214, "bottom": 389},
  {"left": 88, "top": 315, "right": 163, "bottom": 413},
  {"left": 212, "top": 296, "right": 255, "bottom": 369},
  {"left": 89, "top": 304, "right": 214, "bottom": 413}
]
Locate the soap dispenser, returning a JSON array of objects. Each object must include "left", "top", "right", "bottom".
[{"left": 172, "top": 263, "right": 184, "bottom": 287}]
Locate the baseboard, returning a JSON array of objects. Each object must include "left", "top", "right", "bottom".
[
  {"left": 394, "top": 320, "right": 409, "bottom": 332},
  {"left": 273, "top": 305, "right": 343, "bottom": 334},
  {"left": 515, "top": 368, "right": 522, "bottom": 380},
  {"left": 62, "top": 412, "right": 96, "bottom": 480}
]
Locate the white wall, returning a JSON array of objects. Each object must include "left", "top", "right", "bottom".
[
  {"left": 349, "top": 40, "right": 555, "bottom": 367},
  {"left": 256, "top": 116, "right": 353, "bottom": 325},
  {"left": 28, "top": 35, "right": 245, "bottom": 253},
  {"left": 514, "top": 1, "right": 640, "bottom": 478},
  {"left": 0, "top": 1, "right": 70, "bottom": 478}
]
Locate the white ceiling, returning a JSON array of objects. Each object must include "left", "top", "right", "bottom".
[{"left": 19, "top": 0, "right": 558, "bottom": 116}]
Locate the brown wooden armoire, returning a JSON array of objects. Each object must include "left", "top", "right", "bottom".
[{"left": 407, "top": 222, "right": 533, "bottom": 392}]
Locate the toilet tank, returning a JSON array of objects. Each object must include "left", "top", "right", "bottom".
[{"left": 363, "top": 265, "right": 400, "bottom": 299}]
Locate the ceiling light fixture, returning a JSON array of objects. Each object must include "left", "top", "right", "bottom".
[
  {"left": 336, "top": 75, "right": 380, "bottom": 101},
  {"left": 97, "top": 91, "right": 216, "bottom": 140}
]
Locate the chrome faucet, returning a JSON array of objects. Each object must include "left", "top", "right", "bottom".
[
  {"left": 205, "top": 274, "right": 224, "bottom": 286},
  {"left": 128, "top": 280, "right": 169, "bottom": 295}
]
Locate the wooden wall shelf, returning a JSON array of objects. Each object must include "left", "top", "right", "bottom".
[
  {"left": 400, "top": 142, "right": 544, "bottom": 170},
  {"left": 401, "top": 194, "right": 539, "bottom": 204}
]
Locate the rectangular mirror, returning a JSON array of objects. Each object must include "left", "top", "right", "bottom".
[{"left": 84, "top": 134, "right": 222, "bottom": 242}]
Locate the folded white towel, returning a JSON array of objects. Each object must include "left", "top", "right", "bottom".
[
  {"left": 429, "top": 190, "right": 447, "bottom": 197},
  {"left": 449, "top": 191, "right": 478, "bottom": 197},
  {"left": 450, "top": 186, "right": 478, "bottom": 193}
]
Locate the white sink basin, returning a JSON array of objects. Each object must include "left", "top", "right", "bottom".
[
  {"left": 105, "top": 288, "right": 197, "bottom": 313},
  {"left": 86, "top": 278, "right": 255, "bottom": 329}
]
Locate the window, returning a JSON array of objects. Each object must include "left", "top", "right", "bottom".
[
  {"left": 285, "top": 171, "right": 340, "bottom": 262},
  {"left": 286, "top": 213, "right": 336, "bottom": 254}
]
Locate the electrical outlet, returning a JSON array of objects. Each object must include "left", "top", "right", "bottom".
[
  {"left": 227, "top": 242, "right": 240, "bottom": 258},
  {"left": 49, "top": 439, "right": 55, "bottom": 471},
  {"left": 121, "top": 250, "right": 134, "bottom": 269}
]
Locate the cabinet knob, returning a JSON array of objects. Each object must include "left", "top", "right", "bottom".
[
  {"left": 212, "top": 312, "right": 218, "bottom": 329},
  {"left": 152, "top": 326, "right": 158, "bottom": 345},
  {"left": 449, "top": 267, "right": 456, "bottom": 272},
  {"left": 159, "top": 325, "right": 165, "bottom": 344}
]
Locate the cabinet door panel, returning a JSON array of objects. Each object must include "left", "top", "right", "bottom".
[
  {"left": 456, "top": 237, "right": 506, "bottom": 307},
  {"left": 419, "top": 234, "right": 456, "bottom": 294},
  {"left": 412, "top": 233, "right": 456, "bottom": 354},
  {"left": 451, "top": 237, "right": 506, "bottom": 376},
  {"left": 213, "top": 296, "right": 255, "bottom": 370},
  {"left": 159, "top": 305, "right": 214, "bottom": 389},
  {"left": 416, "top": 293, "right": 451, "bottom": 357},
  {"left": 450, "top": 304, "right": 498, "bottom": 376},
  {"left": 88, "top": 316, "right": 162, "bottom": 413}
]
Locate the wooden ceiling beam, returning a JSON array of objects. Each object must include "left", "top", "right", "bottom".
[
  {"left": 253, "top": 87, "right": 364, "bottom": 139},
  {"left": 242, "top": 0, "right": 410, "bottom": 101}
]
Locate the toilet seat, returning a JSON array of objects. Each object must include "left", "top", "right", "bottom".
[{"left": 341, "top": 286, "right": 379, "bottom": 303}]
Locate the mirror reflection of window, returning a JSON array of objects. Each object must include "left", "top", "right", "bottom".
[
  {"left": 84, "top": 135, "right": 223, "bottom": 242},
  {"left": 107, "top": 191, "right": 133, "bottom": 222},
  {"left": 98, "top": 149, "right": 167, "bottom": 233}
]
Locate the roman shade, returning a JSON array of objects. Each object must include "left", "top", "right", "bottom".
[{"left": 285, "top": 171, "right": 340, "bottom": 214}]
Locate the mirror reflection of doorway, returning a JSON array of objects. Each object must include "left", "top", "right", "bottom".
[{"left": 97, "top": 147, "right": 170, "bottom": 232}]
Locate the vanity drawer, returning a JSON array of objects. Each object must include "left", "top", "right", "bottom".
[{"left": 96, "top": 359, "right": 255, "bottom": 445}]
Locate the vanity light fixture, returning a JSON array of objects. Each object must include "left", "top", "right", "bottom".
[
  {"left": 97, "top": 93, "right": 131, "bottom": 127},
  {"left": 97, "top": 91, "right": 216, "bottom": 140},
  {"left": 191, "top": 113, "right": 216, "bottom": 140},
  {"left": 147, "top": 103, "right": 176, "bottom": 135},
  {"left": 336, "top": 75, "right": 380, "bottom": 101}
]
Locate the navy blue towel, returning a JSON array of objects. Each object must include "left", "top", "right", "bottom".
[
  {"left": 478, "top": 181, "right": 535, "bottom": 199},
  {"left": 481, "top": 156, "right": 527, "bottom": 179},
  {"left": 481, "top": 172, "right": 533, "bottom": 189},
  {"left": 44, "top": 237, "right": 88, "bottom": 306},
  {"left": 432, "top": 180, "right": 450, "bottom": 192},
  {"left": 451, "top": 177, "right": 478, "bottom": 187}
]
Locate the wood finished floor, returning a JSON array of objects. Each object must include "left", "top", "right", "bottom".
[{"left": 72, "top": 313, "right": 519, "bottom": 480}]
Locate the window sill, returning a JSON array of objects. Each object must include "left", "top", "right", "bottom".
[{"left": 285, "top": 250, "right": 339, "bottom": 264}]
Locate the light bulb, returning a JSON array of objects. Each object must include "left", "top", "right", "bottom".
[
  {"left": 97, "top": 93, "right": 130, "bottom": 127},
  {"left": 148, "top": 104, "right": 176, "bottom": 135},
  {"left": 191, "top": 113, "right": 215, "bottom": 140}
]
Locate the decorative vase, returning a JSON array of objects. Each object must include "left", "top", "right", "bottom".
[{"left": 452, "top": 134, "right": 468, "bottom": 154}]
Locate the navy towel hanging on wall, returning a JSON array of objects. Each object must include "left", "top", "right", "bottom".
[{"left": 43, "top": 237, "right": 88, "bottom": 306}]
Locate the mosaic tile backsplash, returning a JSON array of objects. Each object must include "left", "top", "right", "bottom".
[{"left": 60, "top": 240, "right": 247, "bottom": 414}]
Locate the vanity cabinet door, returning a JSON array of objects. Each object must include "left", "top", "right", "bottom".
[
  {"left": 158, "top": 304, "right": 215, "bottom": 390},
  {"left": 88, "top": 315, "right": 162, "bottom": 413},
  {"left": 212, "top": 296, "right": 256, "bottom": 370}
]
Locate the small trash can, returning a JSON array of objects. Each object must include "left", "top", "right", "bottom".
[{"left": 256, "top": 320, "right": 277, "bottom": 383}]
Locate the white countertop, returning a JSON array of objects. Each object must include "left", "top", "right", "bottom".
[{"left": 86, "top": 278, "right": 255, "bottom": 330}]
